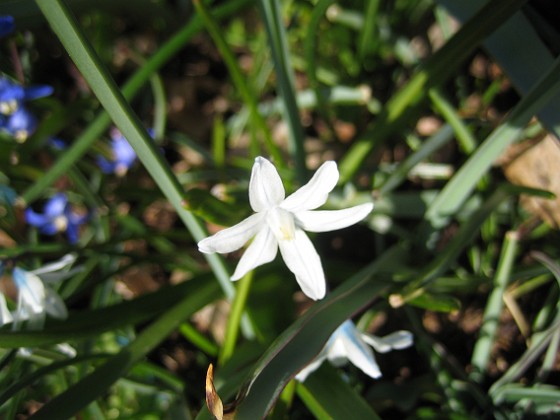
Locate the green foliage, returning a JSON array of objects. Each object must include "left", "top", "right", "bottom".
[{"left": 0, "top": 0, "right": 559, "bottom": 418}]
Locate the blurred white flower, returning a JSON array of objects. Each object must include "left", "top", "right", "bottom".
[
  {"left": 296, "top": 320, "right": 413, "bottom": 382},
  {"left": 198, "top": 157, "right": 373, "bottom": 300},
  {"left": 0, "top": 292, "right": 13, "bottom": 325},
  {"left": 9, "top": 254, "right": 77, "bottom": 330}
]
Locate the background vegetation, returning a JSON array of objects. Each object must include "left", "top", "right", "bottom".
[{"left": 1, "top": 0, "right": 559, "bottom": 418}]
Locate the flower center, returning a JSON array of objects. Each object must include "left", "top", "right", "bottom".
[
  {"left": 54, "top": 215, "right": 68, "bottom": 232},
  {"left": 0, "top": 99, "right": 18, "bottom": 115},
  {"left": 266, "top": 207, "right": 296, "bottom": 241}
]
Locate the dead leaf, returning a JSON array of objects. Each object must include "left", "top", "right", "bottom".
[
  {"left": 206, "top": 364, "right": 223, "bottom": 420},
  {"left": 501, "top": 134, "right": 560, "bottom": 228}
]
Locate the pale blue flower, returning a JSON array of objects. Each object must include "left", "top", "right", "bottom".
[
  {"left": 25, "top": 193, "right": 88, "bottom": 244},
  {"left": 296, "top": 320, "right": 413, "bottom": 381},
  {"left": 198, "top": 157, "right": 373, "bottom": 300},
  {"left": 97, "top": 128, "right": 153, "bottom": 176},
  {"left": 1, "top": 106, "right": 37, "bottom": 142}
]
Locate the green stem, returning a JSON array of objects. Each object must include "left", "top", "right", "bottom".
[
  {"left": 220, "top": 271, "right": 254, "bottom": 365},
  {"left": 470, "top": 230, "right": 519, "bottom": 382}
]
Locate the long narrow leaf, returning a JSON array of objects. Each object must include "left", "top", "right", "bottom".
[
  {"left": 29, "top": 276, "right": 218, "bottom": 419},
  {"left": 35, "top": 0, "right": 255, "bottom": 338}
]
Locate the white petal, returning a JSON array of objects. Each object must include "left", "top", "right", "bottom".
[
  {"left": 55, "top": 343, "right": 77, "bottom": 357},
  {"left": 325, "top": 320, "right": 356, "bottom": 361},
  {"left": 281, "top": 161, "right": 338, "bottom": 212},
  {"left": 249, "top": 157, "right": 285, "bottom": 212},
  {"left": 0, "top": 294, "right": 13, "bottom": 326},
  {"left": 338, "top": 322, "right": 382, "bottom": 379},
  {"left": 198, "top": 213, "right": 265, "bottom": 254},
  {"left": 295, "top": 355, "right": 327, "bottom": 382},
  {"left": 277, "top": 229, "right": 325, "bottom": 300},
  {"left": 13, "top": 268, "right": 45, "bottom": 314},
  {"left": 326, "top": 334, "right": 351, "bottom": 365},
  {"left": 361, "top": 330, "right": 413, "bottom": 353},
  {"left": 31, "top": 253, "right": 76, "bottom": 276},
  {"left": 44, "top": 288, "right": 68, "bottom": 319},
  {"left": 295, "top": 203, "right": 373, "bottom": 232},
  {"left": 231, "top": 226, "right": 278, "bottom": 280}
]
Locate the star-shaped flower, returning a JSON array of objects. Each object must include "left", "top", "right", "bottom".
[
  {"left": 197, "top": 157, "right": 373, "bottom": 300},
  {"left": 0, "top": 254, "right": 76, "bottom": 330},
  {"left": 295, "top": 320, "right": 413, "bottom": 382},
  {"left": 25, "top": 193, "right": 88, "bottom": 244}
]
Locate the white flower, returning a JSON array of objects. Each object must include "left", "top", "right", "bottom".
[
  {"left": 198, "top": 157, "right": 373, "bottom": 300},
  {"left": 296, "top": 320, "right": 413, "bottom": 382},
  {"left": 0, "top": 293, "right": 13, "bottom": 326},
  {"left": 10, "top": 254, "right": 77, "bottom": 330}
]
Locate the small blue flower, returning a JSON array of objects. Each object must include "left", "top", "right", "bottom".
[
  {"left": 0, "top": 77, "right": 53, "bottom": 141},
  {"left": 25, "top": 193, "right": 88, "bottom": 244},
  {"left": 0, "top": 77, "right": 53, "bottom": 115},
  {"left": 1, "top": 106, "right": 37, "bottom": 142},
  {"left": 0, "top": 16, "right": 15, "bottom": 37},
  {"left": 96, "top": 128, "right": 152, "bottom": 176}
]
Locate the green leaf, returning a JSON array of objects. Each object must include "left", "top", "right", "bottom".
[
  {"left": 297, "top": 364, "right": 381, "bottom": 419},
  {"left": 195, "top": 246, "right": 406, "bottom": 419},
  {"left": 0, "top": 276, "right": 220, "bottom": 348},
  {"left": 29, "top": 277, "right": 219, "bottom": 419},
  {"left": 182, "top": 188, "right": 248, "bottom": 227},
  {"left": 408, "top": 292, "right": 461, "bottom": 313}
]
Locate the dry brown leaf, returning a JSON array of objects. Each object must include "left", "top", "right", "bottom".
[
  {"left": 206, "top": 364, "right": 224, "bottom": 420},
  {"left": 501, "top": 134, "right": 560, "bottom": 228}
]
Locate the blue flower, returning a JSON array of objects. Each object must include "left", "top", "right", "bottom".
[
  {"left": 96, "top": 128, "right": 152, "bottom": 176},
  {"left": 0, "top": 77, "right": 53, "bottom": 141},
  {"left": 296, "top": 320, "right": 413, "bottom": 381},
  {"left": 0, "top": 77, "right": 53, "bottom": 115},
  {"left": 0, "top": 106, "right": 37, "bottom": 142},
  {"left": 0, "top": 16, "right": 15, "bottom": 37},
  {"left": 25, "top": 193, "right": 88, "bottom": 244}
]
